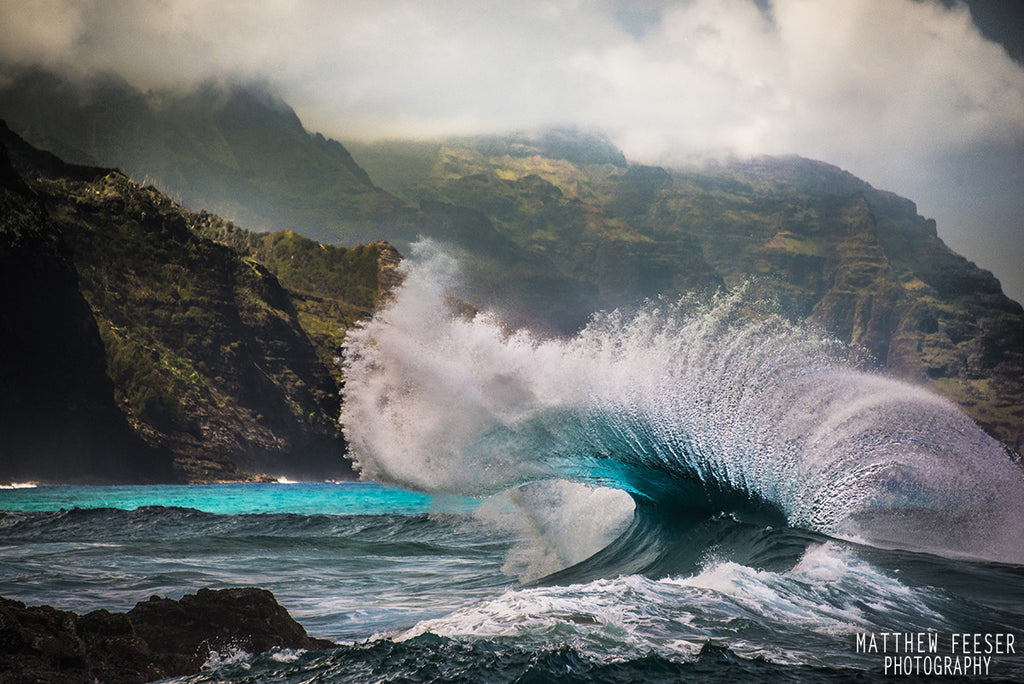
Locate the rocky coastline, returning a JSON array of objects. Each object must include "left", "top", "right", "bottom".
[{"left": 0, "top": 587, "right": 334, "bottom": 683}]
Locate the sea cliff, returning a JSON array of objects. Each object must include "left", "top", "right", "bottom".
[{"left": 1, "top": 122, "right": 397, "bottom": 484}]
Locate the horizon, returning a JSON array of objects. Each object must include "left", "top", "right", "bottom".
[{"left": 2, "top": 0, "right": 1022, "bottom": 303}]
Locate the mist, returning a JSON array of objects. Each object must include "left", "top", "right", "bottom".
[{"left": 2, "top": 0, "right": 1022, "bottom": 301}]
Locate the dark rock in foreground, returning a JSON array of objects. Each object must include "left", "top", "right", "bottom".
[{"left": 0, "top": 587, "right": 334, "bottom": 683}]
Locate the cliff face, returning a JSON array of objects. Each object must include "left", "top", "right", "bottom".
[
  {"left": 652, "top": 158, "right": 1024, "bottom": 453},
  {"left": 0, "top": 124, "right": 397, "bottom": 483},
  {"left": 0, "top": 133, "right": 175, "bottom": 484}
]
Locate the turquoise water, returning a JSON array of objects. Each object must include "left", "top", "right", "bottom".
[{"left": 0, "top": 481, "right": 476, "bottom": 516}]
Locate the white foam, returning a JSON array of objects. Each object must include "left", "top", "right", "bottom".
[
  {"left": 671, "top": 543, "right": 944, "bottom": 636},
  {"left": 201, "top": 644, "right": 252, "bottom": 671},
  {"left": 401, "top": 543, "right": 948, "bottom": 667},
  {"left": 398, "top": 574, "right": 707, "bottom": 662},
  {"left": 268, "top": 648, "right": 305, "bottom": 663}
]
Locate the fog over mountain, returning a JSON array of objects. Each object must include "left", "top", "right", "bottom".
[{"left": 1, "top": 0, "right": 1022, "bottom": 302}]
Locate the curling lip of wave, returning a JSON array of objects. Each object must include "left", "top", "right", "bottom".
[{"left": 341, "top": 243, "right": 1024, "bottom": 568}]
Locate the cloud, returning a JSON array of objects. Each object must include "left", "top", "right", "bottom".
[
  {"left": 3, "top": 0, "right": 1021, "bottom": 156},
  {"left": 2, "top": 0, "right": 1022, "bottom": 299},
  {"left": 0, "top": 0, "right": 86, "bottom": 67},
  {"left": 577, "top": 0, "right": 1024, "bottom": 165}
]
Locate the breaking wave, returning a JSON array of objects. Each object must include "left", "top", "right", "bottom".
[{"left": 341, "top": 242, "right": 1024, "bottom": 581}]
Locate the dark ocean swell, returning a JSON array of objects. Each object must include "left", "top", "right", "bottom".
[
  {"left": 176, "top": 636, "right": 874, "bottom": 684},
  {"left": 0, "top": 503, "right": 512, "bottom": 642}
]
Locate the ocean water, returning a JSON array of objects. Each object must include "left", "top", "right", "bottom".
[
  {"left": 3, "top": 244, "right": 1024, "bottom": 682},
  {"left": 0, "top": 482, "right": 503, "bottom": 644}
]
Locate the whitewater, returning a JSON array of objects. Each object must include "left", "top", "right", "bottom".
[{"left": 1, "top": 242, "right": 1023, "bottom": 682}]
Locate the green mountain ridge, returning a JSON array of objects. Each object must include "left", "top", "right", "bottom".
[
  {"left": 1, "top": 68, "right": 1021, "bottom": 463},
  {"left": 346, "top": 134, "right": 1024, "bottom": 453},
  {"left": 0, "top": 67, "right": 407, "bottom": 244},
  {"left": 0, "top": 122, "right": 397, "bottom": 484}
]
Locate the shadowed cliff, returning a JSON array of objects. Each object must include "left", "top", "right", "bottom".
[{"left": 1, "top": 123, "right": 398, "bottom": 483}]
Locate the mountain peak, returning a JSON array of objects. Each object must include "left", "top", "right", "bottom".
[
  {"left": 536, "top": 127, "right": 628, "bottom": 167},
  {"left": 0, "top": 65, "right": 402, "bottom": 241}
]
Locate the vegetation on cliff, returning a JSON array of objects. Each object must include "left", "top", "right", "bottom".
[
  {"left": 0, "top": 133, "right": 174, "bottom": 484},
  {"left": 0, "top": 123, "right": 396, "bottom": 483},
  {"left": 0, "top": 67, "right": 410, "bottom": 245},
  {"left": 349, "top": 133, "right": 1024, "bottom": 453}
]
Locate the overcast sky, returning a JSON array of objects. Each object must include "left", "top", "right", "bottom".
[{"left": 2, "top": 0, "right": 1022, "bottom": 301}]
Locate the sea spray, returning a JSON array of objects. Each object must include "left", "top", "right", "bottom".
[
  {"left": 475, "top": 481, "right": 634, "bottom": 582},
  {"left": 341, "top": 242, "right": 1024, "bottom": 571}
]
